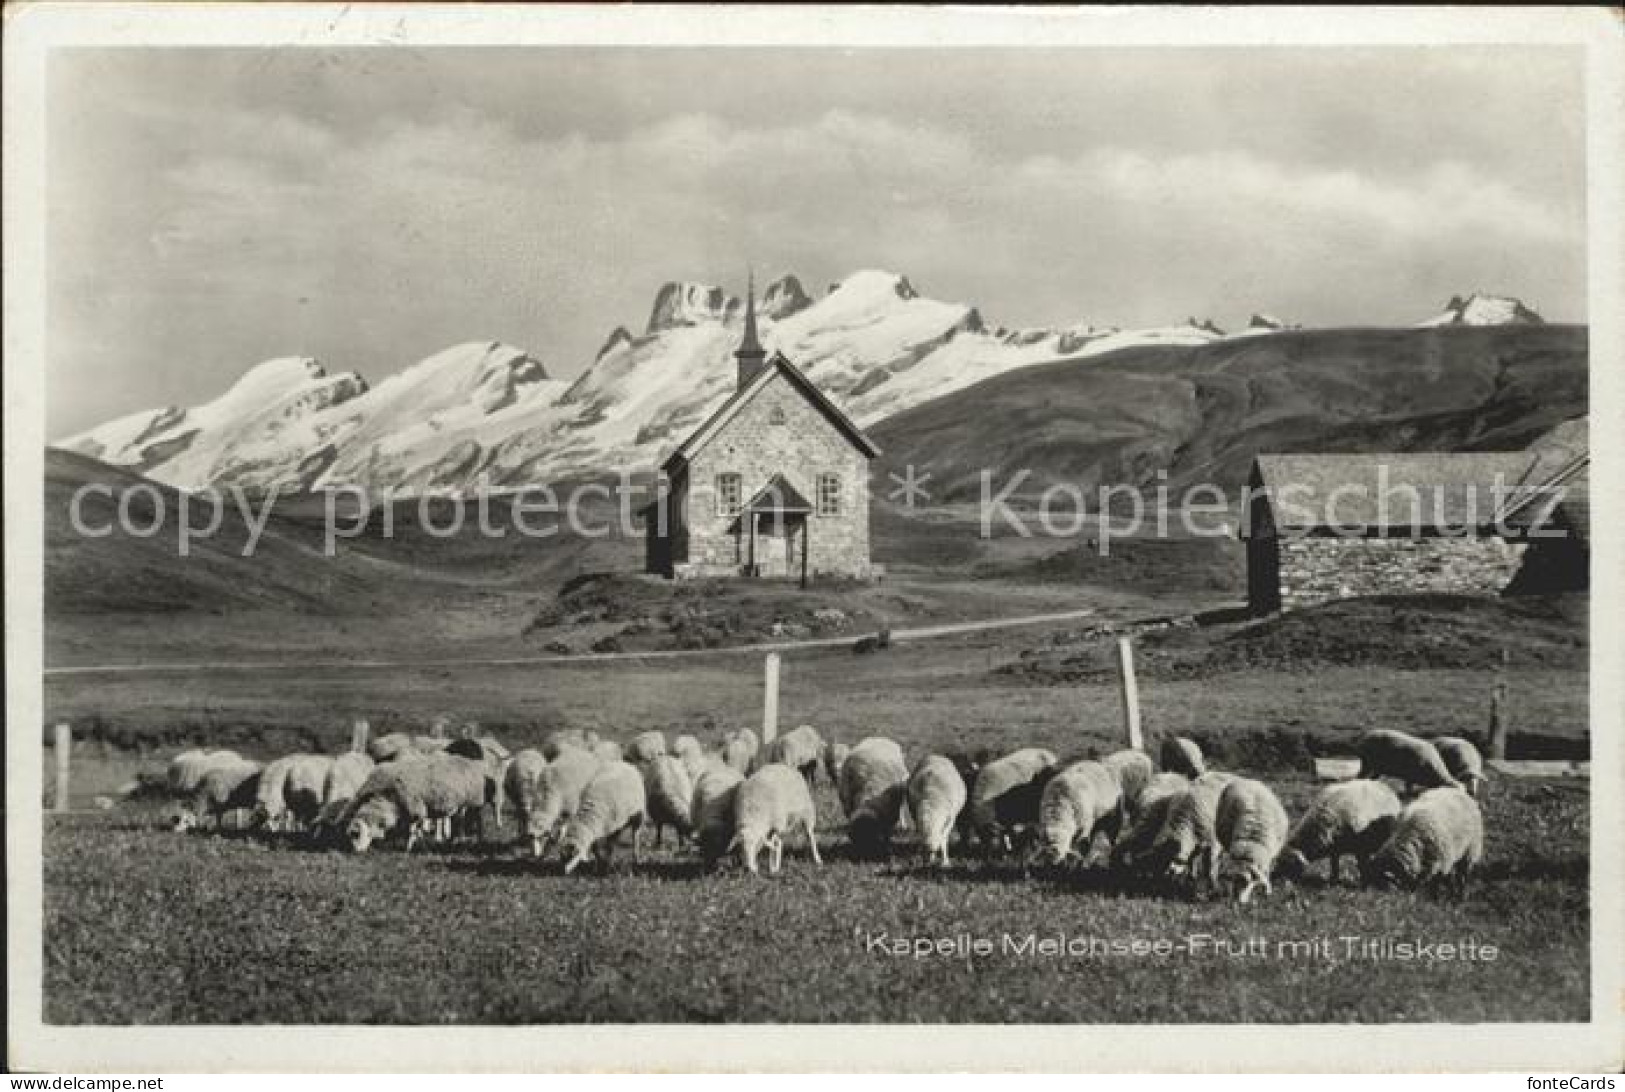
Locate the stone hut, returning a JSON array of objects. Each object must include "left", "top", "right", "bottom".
[
  {"left": 643, "top": 283, "right": 880, "bottom": 582},
  {"left": 1243, "top": 446, "right": 1588, "bottom": 615}
]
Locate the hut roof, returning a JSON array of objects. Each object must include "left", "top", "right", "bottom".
[{"left": 1251, "top": 452, "right": 1545, "bottom": 533}]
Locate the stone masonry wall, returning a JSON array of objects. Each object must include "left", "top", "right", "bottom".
[
  {"left": 1277, "top": 534, "right": 1528, "bottom": 609},
  {"left": 670, "top": 372, "right": 871, "bottom": 579}
]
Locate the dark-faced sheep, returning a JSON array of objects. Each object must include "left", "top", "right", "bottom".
[
  {"left": 1431, "top": 736, "right": 1486, "bottom": 797},
  {"left": 1277, "top": 779, "right": 1403, "bottom": 884},
  {"left": 1159, "top": 736, "right": 1206, "bottom": 778},
  {"left": 966, "top": 748, "right": 1058, "bottom": 856},
  {"left": 1356, "top": 730, "right": 1462, "bottom": 794},
  {"left": 1363, "top": 786, "right": 1484, "bottom": 892}
]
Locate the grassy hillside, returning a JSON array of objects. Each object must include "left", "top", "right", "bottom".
[{"left": 871, "top": 324, "right": 1587, "bottom": 502}]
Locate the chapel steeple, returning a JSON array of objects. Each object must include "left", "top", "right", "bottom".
[{"left": 735, "top": 270, "right": 767, "bottom": 389}]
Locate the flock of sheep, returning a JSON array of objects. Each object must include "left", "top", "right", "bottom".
[{"left": 162, "top": 724, "right": 1488, "bottom": 897}]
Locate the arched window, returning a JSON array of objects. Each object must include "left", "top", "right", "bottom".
[
  {"left": 817, "top": 473, "right": 842, "bottom": 516},
  {"left": 769, "top": 406, "right": 787, "bottom": 426},
  {"left": 716, "top": 473, "right": 742, "bottom": 517}
]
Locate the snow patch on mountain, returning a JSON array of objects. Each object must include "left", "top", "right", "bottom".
[
  {"left": 646, "top": 282, "right": 739, "bottom": 333},
  {"left": 1418, "top": 294, "right": 1544, "bottom": 327}
]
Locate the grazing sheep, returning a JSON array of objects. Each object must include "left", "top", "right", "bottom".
[
  {"left": 839, "top": 738, "right": 910, "bottom": 854},
  {"left": 166, "top": 750, "right": 244, "bottom": 798},
  {"left": 640, "top": 754, "right": 694, "bottom": 848},
  {"left": 729, "top": 764, "right": 822, "bottom": 875},
  {"left": 765, "top": 724, "right": 825, "bottom": 785},
  {"left": 721, "top": 728, "right": 760, "bottom": 774},
  {"left": 1140, "top": 771, "right": 1236, "bottom": 885},
  {"left": 1101, "top": 749, "right": 1155, "bottom": 815},
  {"left": 1356, "top": 730, "right": 1462, "bottom": 793},
  {"left": 174, "top": 760, "right": 263, "bottom": 832},
  {"left": 560, "top": 761, "right": 648, "bottom": 874},
  {"left": 1159, "top": 736, "right": 1206, "bottom": 778},
  {"left": 1364, "top": 787, "right": 1484, "bottom": 891},
  {"left": 500, "top": 749, "right": 549, "bottom": 835},
  {"left": 1432, "top": 736, "right": 1486, "bottom": 797},
  {"left": 907, "top": 755, "right": 968, "bottom": 867},
  {"left": 1037, "top": 761, "right": 1125, "bottom": 866},
  {"left": 253, "top": 754, "right": 303, "bottom": 832},
  {"left": 690, "top": 762, "right": 745, "bottom": 869},
  {"left": 345, "top": 754, "right": 492, "bottom": 853},
  {"left": 541, "top": 728, "right": 597, "bottom": 760},
  {"left": 592, "top": 740, "right": 625, "bottom": 765},
  {"left": 822, "top": 741, "right": 851, "bottom": 785},
  {"left": 367, "top": 732, "right": 416, "bottom": 764},
  {"left": 671, "top": 735, "right": 705, "bottom": 779},
  {"left": 312, "top": 752, "right": 376, "bottom": 837},
  {"left": 282, "top": 754, "right": 336, "bottom": 829},
  {"left": 966, "top": 748, "right": 1059, "bottom": 855},
  {"left": 445, "top": 736, "right": 506, "bottom": 773},
  {"left": 525, "top": 748, "right": 601, "bottom": 858},
  {"left": 1108, "top": 772, "right": 1192, "bottom": 870},
  {"left": 1277, "top": 779, "right": 1403, "bottom": 884},
  {"left": 1213, "top": 777, "right": 1291, "bottom": 902}
]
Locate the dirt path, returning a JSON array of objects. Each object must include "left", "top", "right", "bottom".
[{"left": 43, "top": 607, "right": 1096, "bottom": 677}]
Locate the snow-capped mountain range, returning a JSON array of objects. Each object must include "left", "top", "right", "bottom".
[{"left": 58, "top": 274, "right": 1546, "bottom": 495}]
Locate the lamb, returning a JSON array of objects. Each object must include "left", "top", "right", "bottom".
[
  {"left": 345, "top": 753, "right": 492, "bottom": 853},
  {"left": 822, "top": 741, "right": 851, "bottom": 784},
  {"left": 690, "top": 762, "right": 745, "bottom": 869},
  {"left": 839, "top": 738, "right": 910, "bottom": 854},
  {"left": 729, "top": 763, "right": 822, "bottom": 875},
  {"left": 1432, "top": 736, "right": 1486, "bottom": 797},
  {"left": 524, "top": 747, "right": 601, "bottom": 858},
  {"left": 1036, "top": 761, "right": 1125, "bottom": 866},
  {"left": 1356, "top": 729, "right": 1462, "bottom": 793},
  {"left": 764, "top": 724, "right": 825, "bottom": 785},
  {"left": 627, "top": 730, "right": 668, "bottom": 765},
  {"left": 1108, "top": 772, "right": 1191, "bottom": 871},
  {"left": 1101, "top": 749, "right": 1155, "bottom": 815},
  {"left": 312, "top": 752, "right": 375, "bottom": 837},
  {"left": 640, "top": 754, "right": 694, "bottom": 848},
  {"left": 1213, "top": 777, "right": 1291, "bottom": 902},
  {"left": 966, "top": 748, "right": 1059, "bottom": 855},
  {"left": 166, "top": 749, "right": 244, "bottom": 798},
  {"left": 174, "top": 760, "right": 263, "bottom": 832},
  {"left": 1137, "top": 771, "right": 1236, "bottom": 885},
  {"left": 906, "top": 755, "right": 968, "bottom": 867},
  {"left": 1363, "top": 786, "right": 1484, "bottom": 891},
  {"left": 500, "top": 749, "right": 549, "bottom": 837},
  {"left": 560, "top": 761, "right": 648, "bottom": 874},
  {"left": 1159, "top": 736, "right": 1206, "bottom": 778},
  {"left": 542, "top": 728, "right": 597, "bottom": 760},
  {"left": 1276, "top": 779, "right": 1403, "bottom": 884},
  {"left": 721, "top": 728, "right": 760, "bottom": 773}
]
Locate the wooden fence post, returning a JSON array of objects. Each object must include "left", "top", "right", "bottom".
[
  {"left": 54, "top": 722, "right": 72, "bottom": 813},
  {"left": 1488, "top": 649, "right": 1511, "bottom": 760},
  {"left": 762, "top": 653, "right": 780, "bottom": 745},
  {"left": 351, "top": 719, "right": 370, "bottom": 755},
  {"left": 1115, "top": 636, "right": 1144, "bottom": 751}
]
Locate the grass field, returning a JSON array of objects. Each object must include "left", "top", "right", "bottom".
[{"left": 44, "top": 771, "right": 1587, "bottom": 1024}]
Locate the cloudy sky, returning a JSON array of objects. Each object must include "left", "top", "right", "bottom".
[{"left": 47, "top": 47, "right": 1586, "bottom": 438}]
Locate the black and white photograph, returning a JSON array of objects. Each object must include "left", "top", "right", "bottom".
[{"left": 6, "top": 3, "right": 1622, "bottom": 1074}]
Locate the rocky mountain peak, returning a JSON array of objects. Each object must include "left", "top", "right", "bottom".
[
  {"left": 645, "top": 282, "right": 739, "bottom": 334},
  {"left": 760, "top": 274, "right": 812, "bottom": 320}
]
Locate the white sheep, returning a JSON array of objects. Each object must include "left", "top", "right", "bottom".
[
  {"left": 525, "top": 747, "right": 601, "bottom": 858},
  {"left": 721, "top": 728, "right": 759, "bottom": 773},
  {"left": 1037, "top": 761, "right": 1124, "bottom": 866},
  {"left": 906, "top": 755, "right": 968, "bottom": 867},
  {"left": 690, "top": 762, "right": 745, "bottom": 869},
  {"left": 822, "top": 741, "right": 851, "bottom": 784},
  {"left": 1141, "top": 771, "right": 1236, "bottom": 885},
  {"left": 640, "top": 753, "right": 694, "bottom": 848},
  {"left": 542, "top": 728, "right": 598, "bottom": 760},
  {"left": 729, "top": 763, "right": 821, "bottom": 875},
  {"left": 839, "top": 737, "right": 910, "bottom": 854},
  {"left": 254, "top": 754, "right": 328, "bottom": 833},
  {"left": 1159, "top": 736, "right": 1206, "bottom": 778},
  {"left": 166, "top": 749, "right": 243, "bottom": 798},
  {"left": 592, "top": 740, "right": 625, "bottom": 765},
  {"left": 1277, "top": 779, "right": 1403, "bottom": 884},
  {"left": 1213, "top": 777, "right": 1291, "bottom": 902},
  {"left": 174, "top": 760, "right": 263, "bottom": 832},
  {"left": 345, "top": 753, "right": 491, "bottom": 852},
  {"left": 1356, "top": 729, "right": 1462, "bottom": 793},
  {"left": 1432, "top": 736, "right": 1486, "bottom": 797},
  {"left": 764, "top": 724, "right": 824, "bottom": 784},
  {"left": 560, "top": 761, "right": 648, "bottom": 874},
  {"left": 966, "top": 748, "right": 1059, "bottom": 853},
  {"left": 1108, "top": 772, "right": 1192, "bottom": 870},
  {"left": 626, "top": 730, "right": 668, "bottom": 765},
  {"left": 671, "top": 735, "right": 706, "bottom": 780},
  {"left": 500, "top": 748, "right": 548, "bottom": 835},
  {"left": 1101, "top": 749, "right": 1155, "bottom": 815},
  {"left": 1364, "top": 786, "right": 1484, "bottom": 891},
  {"left": 312, "top": 752, "right": 375, "bottom": 836},
  {"left": 366, "top": 732, "right": 416, "bottom": 764}
]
